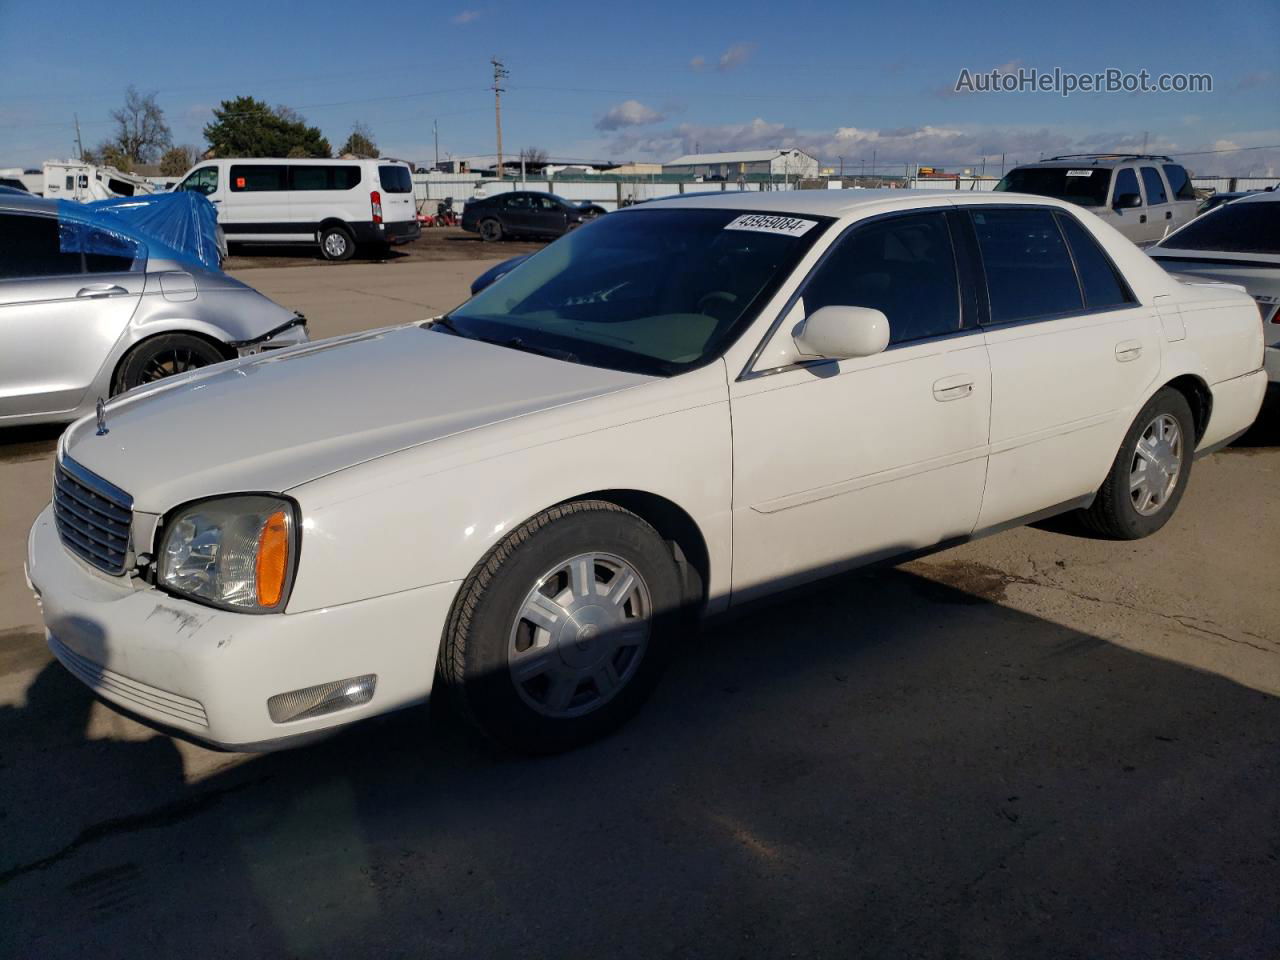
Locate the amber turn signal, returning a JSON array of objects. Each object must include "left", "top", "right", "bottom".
[{"left": 255, "top": 510, "right": 290, "bottom": 608}]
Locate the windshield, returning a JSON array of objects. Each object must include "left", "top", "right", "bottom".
[
  {"left": 996, "top": 167, "right": 1113, "bottom": 207},
  {"left": 1159, "top": 201, "right": 1280, "bottom": 254},
  {"left": 445, "top": 207, "right": 830, "bottom": 376}
]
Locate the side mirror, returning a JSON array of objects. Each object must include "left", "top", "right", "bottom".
[
  {"left": 1113, "top": 192, "right": 1142, "bottom": 211},
  {"left": 793, "top": 305, "right": 890, "bottom": 360}
]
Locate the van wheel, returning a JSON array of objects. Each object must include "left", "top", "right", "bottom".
[
  {"left": 439, "top": 500, "right": 686, "bottom": 754},
  {"left": 112, "top": 334, "right": 226, "bottom": 395},
  {"left": 1081, "top": 387, "right": 1195, "bottom": 540},
  {"left": 320, "top": 225, "right": 355, "bottom": 261},
  {"left": 479, "top": 218, "right": 503, "bottom": 242}
]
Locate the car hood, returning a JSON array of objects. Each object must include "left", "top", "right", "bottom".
[{"left": 62, "top": 324, "right": 652, "bottom": 513}]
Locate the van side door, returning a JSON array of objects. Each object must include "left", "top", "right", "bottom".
[{"left": 223, "top": 163, "right": 298, "bottom": 242}]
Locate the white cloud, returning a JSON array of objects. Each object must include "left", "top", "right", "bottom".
[
  {"left": 689, "top": 43, "right": 756, "bottom": 73},
  {"left": 595, "top": 100, "right": 666, "bottom": 131},
  {"left": 451, "top": 9, "right": 480, "bottom": 24}
]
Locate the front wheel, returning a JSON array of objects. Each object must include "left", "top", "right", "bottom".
[
  {"left": 478, "top": 218, "right": 503, "bottom": 242},
  {"left": 112, "top": 334, "right": 226, "bottom": 395},
  {"left": 439, "top": 501, "right": 686, "bottom": 753},
  {"left": 1081, "top": 387, "right": 1195, "bottom": 539}
]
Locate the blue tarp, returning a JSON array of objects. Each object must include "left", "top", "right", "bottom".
[{"left": 57, "top": 192, "right": 222, "bottom": 271}]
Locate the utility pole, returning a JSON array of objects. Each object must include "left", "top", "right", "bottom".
[
  {"left": 433, "top": 119, "right": 439, "bottom": 169},
  {"left": 1142, "top": 131, "right": 1149, "bottom": 154},
  {"left": 74, "top": 113, "right": 83, "bottom": 161},
  {"left": 1000, "top": 152, "right": 1005, "bottom": 176},
  {"left": 871, "top": 149, "right": 877, "bottom": 180},
  {"left": 491, "top": 56, "right": 509, "bottom": 179},
  {"left": 838, "top": 155, "right": 844, "bottom": 178}
]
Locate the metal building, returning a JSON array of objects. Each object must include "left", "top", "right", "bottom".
[{"left": 662, "top": 148, "right": 819, "bottom": 180}]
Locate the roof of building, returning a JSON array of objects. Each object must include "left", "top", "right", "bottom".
[{"left": 665, "top": 148, "right": 815, "bottom": 166}]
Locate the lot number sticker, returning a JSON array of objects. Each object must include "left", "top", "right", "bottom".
[
  {"left": 725, "top": 214, "right": 818, "bottom": 237},
  {"left": 1065, "top": 170, "right": 1095, "bottom": 177}
]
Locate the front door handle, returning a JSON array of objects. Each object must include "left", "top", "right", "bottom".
[
  {"left": 1139, "top": 214, "right": 1147, "bottom": 224},
  {"left": 1115, "top": 339, "right": 1143, "bottom": 362},
  {"left": 933, "top": 374, "right": 975, "bottom": 401},
  {"left": 76, "top": 284, "right": 128, "bottom": 298},
  {"left": 1165, "top": 210, "right": 1172, "bottom": 219}
]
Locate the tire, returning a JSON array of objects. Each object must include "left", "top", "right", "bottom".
[
  {"left": 112, "top": 334, "right": 226, "bottom": 395},
  {"left": 479, "top": 218, "right": 503, "bottom": 242},
  {"left": 1081, "top": 387, "right": 1196, "bottom": 540},
  {"left": 439, "top": 500, "right": 687, "bottom": 754},
  {"left": 319, "top": 224, "right": 355, "bottom": 261}
]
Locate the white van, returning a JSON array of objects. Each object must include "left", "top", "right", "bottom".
[{"left": 173, "top": 158, "right": 420, "bottom": 260}]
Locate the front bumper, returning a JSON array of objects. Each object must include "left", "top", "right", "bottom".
[{"left": 27, "top": 505, "right": 460, "bottom": 751}]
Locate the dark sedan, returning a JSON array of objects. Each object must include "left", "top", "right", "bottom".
[{"left": 461, "top": 191, "right": 606, "bottom": 241}]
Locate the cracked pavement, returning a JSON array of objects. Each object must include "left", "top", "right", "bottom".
[{"left": 1, "top": 260, "right": 1277, "bottom": 959}]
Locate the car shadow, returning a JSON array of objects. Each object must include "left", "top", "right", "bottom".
[{"left": 2, "top": 564, "right": 1277, "bottom": 959}]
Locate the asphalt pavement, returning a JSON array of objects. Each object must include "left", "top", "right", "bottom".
[{"left": 1, "top": 258, "right": 1276, "bottom": 959}]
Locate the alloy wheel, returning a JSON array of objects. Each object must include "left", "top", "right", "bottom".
[{"left": 1129, "top": 413, "right": 1183, "bottom": 516}]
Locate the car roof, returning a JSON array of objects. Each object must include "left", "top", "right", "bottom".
[
  {"left": 0, "top": 194, "right": 58, "bottom": 215},
  {"left": 616, "top": 187, "right": 1082, "bottom": 219},
  {"left": 1235, "top": 190, "right": 1280, "bottom": 205}
]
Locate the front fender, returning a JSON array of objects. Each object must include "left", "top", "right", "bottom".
[{"left": 283, "top": 364, "right": 733, "bottom": 616}]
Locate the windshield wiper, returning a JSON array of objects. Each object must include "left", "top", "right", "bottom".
[
  {"left": 428, "top": 314, "right": 466, "bottom": 336},
  {"left": 492, "top": 336, "right": 580, "bottom": 364}
]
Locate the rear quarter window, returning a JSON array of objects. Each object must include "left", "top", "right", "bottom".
[
  {"left": 972, "top": 208, "right": 1084, "bottom": 323},
  {"left": 1162, "top": 164, "right": 1196, "bottom": 201},
  {"left": 378, "top": 165, "right": 413, "bottom": 193},
  {"left": 1162, "top": 202, "right": 1280, "bottom": 254}
]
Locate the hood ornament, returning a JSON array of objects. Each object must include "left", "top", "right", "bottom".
[{"left": 95, "top": 397, "right": 109, "bottom": 436}]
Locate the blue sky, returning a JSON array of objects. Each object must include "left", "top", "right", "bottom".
[{"left": 1, "top": 0, "right": 1277, "bottom": 175}]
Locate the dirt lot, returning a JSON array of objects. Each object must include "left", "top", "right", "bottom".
[
  {"left": 223, "top": 226, "right": 546, "bottom": 271},
  {"left": 0, "top": 259, "right": 1277, "bottom": 957}
]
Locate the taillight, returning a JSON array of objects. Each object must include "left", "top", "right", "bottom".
[{"left": 370, "top": 190, "right": 382, "bottom": 224}]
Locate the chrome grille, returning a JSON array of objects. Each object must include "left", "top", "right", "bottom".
[{"left": 53, "top": 457, "right": 133, "bottom": 575}]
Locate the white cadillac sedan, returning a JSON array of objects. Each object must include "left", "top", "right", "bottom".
[{"left": 26, "top": 190, "right": 1267, "bottom": 754}]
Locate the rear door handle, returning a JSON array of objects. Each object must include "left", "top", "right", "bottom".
[
  {"left": 1139, "top": 214, "right": 1147, "bottom": 223},
  {"left": 1115, "top": 339, "right": 1143, "bottom": 362},
  {"left": 932, "top": 374, "right": 975, "bottom": 401},
  {"left": 1165, "top": 210, "right": 1172, "bottom": 219},
  {"left": 76, "top": 284, "right": 128, "bottom": 298}
]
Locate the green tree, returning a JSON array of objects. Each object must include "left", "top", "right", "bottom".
[
  {"left": 338, "top": 122, "right": 379, "bottom": 158},
  {"left": 203, "top": 97, "right": 331, "bottom": 158},
  {"left": 159, "top": 145, "right": 198, "bottom": 176}
]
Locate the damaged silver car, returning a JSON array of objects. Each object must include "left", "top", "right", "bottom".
[{"left": 0, "top": 194, "right": 308, "bottom": 427}]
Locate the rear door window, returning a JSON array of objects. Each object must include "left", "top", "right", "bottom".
[
  {"left": 230, "top": 164, "right": 287, "bottom": 192},
  {"left": 1056, "top": 214, "right": 1135, "bottom": 310},
  {"left": 0, "top": 213, "right": 83, "bottom": 278},
  {"left": 1162, "top": 164, "right": 1196, "bottom": 201},
  {"left": 972, "top": 208, "right": 1083, "bottom": 323},
  {"left": 1140, "top": 167, "right": 1168, "bottom": 205},
  {"left": 802, "top": 211, "right": 961, "bottom": 345},
  {"left": 377, "top": 165, "right": 413, "bottom": 193}
]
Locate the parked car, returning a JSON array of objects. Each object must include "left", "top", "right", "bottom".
[
  {"left": 996, "top": 154, "right": 1198, "bottom": 245},
  {"left": 172, "top": 158, "right": 420, "bottom": 260},
  {"left": 1148, "top": 191, "right": 1280, "bottom": 382},
  {"left": 28, "top": 190, "right": 1265, "bottom": 755},
  {"left": 462, "top": 191, "right": 606, "bottom": 241},
  {"left": 0, "top": 194, "right": 308, "bottom": 427},
  {"left": 470, "top": 254, "right": 531, "bottom": 295},
  {"left": 1196, "top": 189, "right": 1271, "bottom": 216}
]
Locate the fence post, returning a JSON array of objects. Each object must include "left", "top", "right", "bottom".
[
  {"left": 678, "top": 182, "right": 684, "bottom": 194},
  {"left": 616, "top": 181, "right": 623, "bottom": 206}
]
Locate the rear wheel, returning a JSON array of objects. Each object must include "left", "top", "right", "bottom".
[
  {"left": 479, "top": 218, "right": 503, "bottom": 242},
  {"left": 1081, "top": 387, "right": 1195, "bottom": 539},
  {"left": 439, "top": 500, "right": 686, "bottom": 753},
  {"left": 319, "top": 224, "right": 355, "bottom": 261},
  {"left": 113, "top": 334, "right": 226, "bottom": 395}
]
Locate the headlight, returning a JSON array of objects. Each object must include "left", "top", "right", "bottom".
[{"left": 158, "top": 495, "right": 299, "bottom": 612}]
